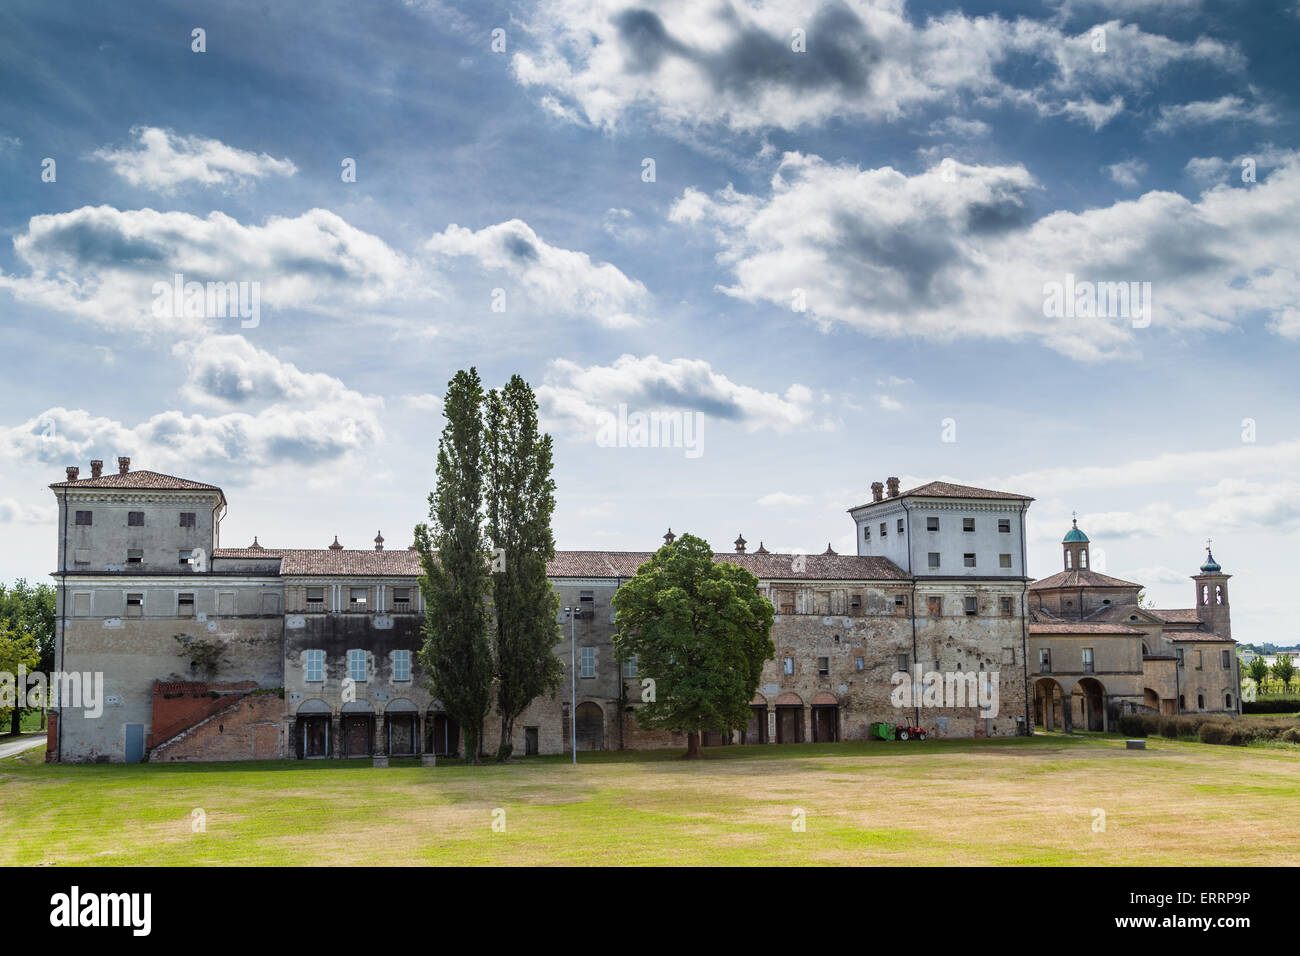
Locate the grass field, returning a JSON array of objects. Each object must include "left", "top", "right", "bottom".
[{"left": 2, "top": 734, "right": 1297, "bottom": 866}]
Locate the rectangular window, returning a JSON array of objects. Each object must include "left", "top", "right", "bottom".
[
  {"left": 580, "top": 646, "right": 595, "bottom": 678},
  {"left": 1082, "top": 647, "right": 1094, "bottom": 673},
  {"left": 1176, "top": 648, "right": 1185, "bottom": 664},
  {"left": 393, "top": 649, "right": 411, "bottom": 682},
  {"left": 349, "top": 587, "right": 368, "bottom": 608},
  {"left": 964, "top": 596, "right": 978, "bottom": 616},
  {"left": 74, "top": 548, "right": 90, "bottom": 567},
  {"left": 217, "top": 592, "right": 235, "bottom": 615},
  {"left": 863, "top": 526, "right": 871, "bottom": 540},
  {"left": 392, "top": 587, "right": 410, "bottom": 607},
  {"left": 622, "top": 653, "right": 638, "bottom": 679},
  {"left": 855, "top": 656, "right": 865, "bottom": 671},
  {"left": 927, "top": 596, "right": 942, "bottom": 617},
  {"left": 1039, "top": 648, "right": 1052, "bottom": 672},
  {"left": 579, "top": 590, "right": 594, "bottom": 603},
  {"left": 179, "top": 512, "right": 196, "bottom": 528},
  {"left": 998, "top": 519, "right": 1011, "bottom": 533},
  {"left": 817, "top": 657, "right": 830, "bottom": 677},
  {"left": 127, "top": 549, "right": 143, "bottom": 564},
  {"left": 897, "top": 653, "right": 909, "bottom": 673},
  {"left": 125, "top": 592, "right": 143, "bottom": 617},
  {"left": 926, "top": 516, "right": 939, "bottom": 532},
  {"left": 928, "top": 552, "right": 940, "bottom": 568},
  {"left": 783, "top": 656, "right": 795, "bottom": 675},
  {"left": 1195, "top": 650, "right": 1203, "bottom": 670},
  {"left": 348, "top": 649, "right": 366, "bottom": 682},
  {"left": 305, "top": 650, "right": 324, "bottom": 683},
  {"left": 178, "top": 550, "right": 193, "bottom": 566},
  {"left": 1221, "top": 650, "right": 1231, "bottom": 669},
  {"left": 128, "top": 511, "right": 144, "bottom": 526},
  {"left": 306, "top": 587, "right": 324, "bottom": 606},
  {"left": 850, "top": 594, "right": 861, "bottom": 608},
  {"left": 896, "top": 518, "right": 904, "bottom": 534},
  {"left": 963, "top": 553, "right": 976, "bottom": 568},
  {"left": 999, "top": 596, "right": 1013, "bottom": 616},
  {"left": 894, "top": 594, "right": 907, "bottom": 608},
  {"left": 963, "top": 517, "right": 975, "bottom": 532},
  {"left": 178, "top": 592, "right": 195, "bottom": 616},
  {"left": 75, "top": 510, "right": 92, "bottom": 526},
  {"left": 879, "top": 522, "right": 887, "bottom": 537},
  {"left": 999, "top": 553, "right": 1012, "bottom": 568}
]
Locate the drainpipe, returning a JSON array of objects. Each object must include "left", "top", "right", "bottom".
[
  {"left": 57, "top": 490, "right": 68, "bottom": 763},
  {"left": 902, "top": 501, "right": 919, "bottom": 728},
  {"left": 1020, "top": 502, "right": 1031, "bottom": 735}
]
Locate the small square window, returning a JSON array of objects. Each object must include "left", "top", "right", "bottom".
[
  {"left": 999, "top": 596, "right": 1012, "bottom": 616},
  {"left": 896, "top": 653, "right": 909, "bottom": 673},
  {"left": 879, "top": 522, "right": 887, "bottom": 537},
  {"left": 392, "top": 587, "right": 410, "bottom": 606},
  {"left": 178, "top": 550, "right": 193, "bottom": 565},
  {"left": 850, "top": 594, "right": 862, "bottom": 608},
  {"left": 348, "top": 649, "right": 367, "bottom": 682},
  {"left": 926, "top": 516, "right": 939, "bottom": 532},
  {"left": 128, "top": 511, "right": 144, "bottom": 526},
  {"left": 927, "top": 596, "right": 942, "bottom": 617},
  {"left": 999, "top": 553, "right": 1012, "bottom": 568},
  {"left": 349, "top": 587, "right": 368, "bottom": 608},
  {"left": 963, "top": 518, "right": 975, "bottom": 532},
  {"left": 998, "top": 519, "right": 1011, "bottom": 533},
  {"left": 305, "top": 649, "right": 324, "bottom": 683},
  {"left": 963, "top": 553, "right": 976, "bottom": 568},
  {"left": 179, "top": 512, "right": 196, "bottom": 528},
  {"left": 125, "top": 592, "right": 143, "bottom": 616},
  {"left": 855, "top": 656, "right": 865, "bottom": 671},
  {"left": 817, "top": 657, "right": 830, "bottom": 677},
  {"left": 863, "top": 526, "right": 871, "bottom": 540},
  {"left": 74, "top": 548, "right": 90, "bottom": 567},
  {"left": 306, "top": 587, "right": 324, "bottom": 605},
  {"left": 178, "top": 592, "right": 195, "bottom": 616},
  {"left": 964, "top": 596, "right": 978, "bottom": 616},
  {"left": 127, "top": 549, "right": 143, "bottom": 564},
  {"left": 896, "top": 518, "right": 904, "bottom": 534},
  {"left": 928, "top": 552, "right": 940, "bottom": 569},
  {"left": 75, "top": 510, "right": 92, "bottom": 526},
  {"left": 783, "top": 656, "right": 795, "bottom": 675},
  {"left": 894, "top": 594, "right": 907, "bottom": 608}
]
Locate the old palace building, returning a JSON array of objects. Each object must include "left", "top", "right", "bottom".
[{"left": 45, "top": 461, "right": 1240, "bottom": 762}]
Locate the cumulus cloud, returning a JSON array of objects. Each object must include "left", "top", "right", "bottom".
[
  {"left": 511, "top": 1, "right": 1241, "bottom": 133},
  {"left": 0, "top": 205, "right": 421, "bottom": 333},
  {"left": 425, "top": 219, "right": 650, "bottom": 327},
  {"left": 175, "top": 335, "right": 371, "bottom": 409},
  {"left": 535, "top": 354, "right": 817, "bottom": 436},
  {"left": 1153, "top": 94, "right": 1278, "bottom": 134},
  {"left": 402, "top": 393, "right": 444, "bottom": 413},
  {"left": 757, "top": 491, "right": 811, "bottom": 507},
  {"left": 92, "top": 127, "right": 297, "bottom": 193},
  {"left": 670, "top": 149, "right": 1300, "bottom": 358},
  {"left": 1103, "top": 158, "right": 1148, "bottom": 186},
  {"left": 0, "top": 498, "right": 56, "bottom": 524}
]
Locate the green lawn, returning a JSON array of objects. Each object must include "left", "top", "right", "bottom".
[{"left": 2, "top": 735, "right": 1297, "bottom": 865}]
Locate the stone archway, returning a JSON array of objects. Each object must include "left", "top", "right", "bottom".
[
  {"left": 1033, "top": 678, "right": 1065, "bottom": 732},
  {"left": 774, "top": 692, "right": 804, "bottom": 743},
  {"left": 1072, "top": 677, "right": 1107, "bottom": 732},
  {"left": 811, "top": 692, "right": 839, "bottom": 742},
  {"left": 295, "top": 698, "right": 332, "bottom": 758},
  {"left": 575, "top": 701, "right": 604, "bottom": 750},
  {"left": 340, "top": 700, "right": 375, "bottom": 757},
  {"left": 384, "top": 699, "right": 418, "bottom": 756}
]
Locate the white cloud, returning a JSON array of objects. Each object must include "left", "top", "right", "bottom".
[
  {"left": 875, "top": 395, "right": 903, "bottom": 411},
  {"left": 1153, "top": 94, "right": 1278, "bottom": 134},
  {"left": 425, "top": 219, "right": 650, "bottom": 328},
  {"left": 1104, "top": 158, "right": 1148, "bottom": 187},
  {"left": 0, "top": 205, "right": 421, "bottom": 333},
  {"left": 536, "top": 354, "right": 817, "bottom": 436},
  {"left": 512, "top": 2, "right": 1241, "bottom": 133},
  {"left": 0, "top": 497, "right": 56, "bottom": 524},
  {"left": 670, "top": 149, "right": 1300, "bottom": 358},
  {"left": 92, "top": 127, "right": 297, "bottom": 192},
  {"left": 757, "top": 491, "right": 811, "bottom": 507},
  {"left": 402, "top": 393, "right": 444, "bottom": 413}
]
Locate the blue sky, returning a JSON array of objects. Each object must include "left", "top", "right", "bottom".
[{"left": 1, "top": 0, "right": 1297, "bottom": 643}]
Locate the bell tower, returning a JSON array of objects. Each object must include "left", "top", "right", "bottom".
[
  {"left": 1062, "top": 515, "right": 1090, "bottom": 571},
  {"left": 1192, "top": 540, "right": 1231, "bottom": 641}
]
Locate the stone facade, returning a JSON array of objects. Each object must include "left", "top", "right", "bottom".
[{"left": 47, "top": 465, "right": 1042, "bottom": 762}]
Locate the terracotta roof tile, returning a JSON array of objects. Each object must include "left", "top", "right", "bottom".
[
  {"left": 1028, "top": 569, "right": 1143, "bottom": 590},
  {"left": 1153, "top": 608, "right": 1202, "bottom": 624},
  {"left": 49, "top": 469, "right": 223, "bottom": 493},
  {"left": 1029, "top": 621, "right": 1146, "bottom": 635},
  {"left": 849, "top": 480, "right": 1032, "bottom": 511}
]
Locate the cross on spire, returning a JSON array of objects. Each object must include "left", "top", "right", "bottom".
[{"left": 1206, "top": 536, "right": 1213, "bottom": 553}]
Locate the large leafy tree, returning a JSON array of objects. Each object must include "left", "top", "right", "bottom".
[
  {"left": 414, "top": 368, "right": 495, "bottom": 765},
  {"left": 1271, "top": 653, "right": 1296, "bottom": 692},
  {"left": 612, "top": 533, "right": 775, "bottom": 759},
  {"left": 484, "top": 375, "right": 562, "bottom": 761},
  {"left": 0, "top": 623, "right": 41, "bottom": 736},
  {"left": 0, "top": 580, "right": 55, "bottom": 734}
]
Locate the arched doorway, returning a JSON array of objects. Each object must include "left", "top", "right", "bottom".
[
  {"left": 1073, "top": 678, "right": 1106, "bottom": 732},
  {"left": 427, "top": 710, "right": 459, "bottom": 757},
  {"left": 811, "top": 692, "right": 839, "bottom": 742},
  {"left": 295, "top": 699, "right": 332, "bottom": 758},
  {"left": 340, "top": 701, "right": 374, "bottom": 757},
  {"left": 1033, "top": 678, "right": 1065, "bottom": 732},
  {"left": 774, "top": 692, "right": 804, "bottom": 743},
  {"left": 1143, "top": 687, "right": 1160, "bottom": 711},
  {"left": 744, "top": 693, "right": 768, "bottom": 744},
  {"left": 575, "top": 701, "right": 604, "bottom": 750},
  {"left": 384, "top": 699, "right": 418, "bottom": 756}
]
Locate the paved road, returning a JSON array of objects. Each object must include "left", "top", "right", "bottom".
[{"left": 0, "top": 733, "right": 46, "bottom": 760}]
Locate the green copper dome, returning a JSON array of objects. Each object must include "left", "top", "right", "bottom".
[{"left": 1063, "top": 518, "right": 1088, "bottom": 543}]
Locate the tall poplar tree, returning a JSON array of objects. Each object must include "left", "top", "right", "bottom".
[
  {"left": 484, "top": 376, "right": 562, "bottom": 761},
  {"left": 414, "top": 368, "right": 494, "bottom": 764}
]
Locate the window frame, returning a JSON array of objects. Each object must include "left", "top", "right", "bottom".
[
  {"left": 305, "top": 649, "right": 324, "bottom": 683},
  {"left": 348, "top": 649, "right": 367, "bottom": 683}
]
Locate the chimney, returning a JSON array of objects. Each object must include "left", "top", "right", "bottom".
[
  {"left": 117, "top": 456, "right": 130, "bottom": 475},
  {"left": 871, "top": 481, "right": 883, "bottom": 503},
  {"left": 886, "top": 476, "right": 900, "bottom": 498},
  {"left": 65, "top": 466, "right": 79, "bottom": 482},
  {"left": 374, "top": 531, "right": 385, "bottom": 552},
  {"left": 90, "top": 459, "right": 103, "bottom": 478},
  {"left": 329, "top": 536, "right": 344, "bottom": 551},
  {"left": 734, "top": 533, "right": 747, "bottom": 554}
]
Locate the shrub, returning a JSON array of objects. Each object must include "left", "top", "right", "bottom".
[
  {"left": 1198, "top": 722, "right": 1234, "bottom": 745},
  {"left": 1280, "top": 728, "right": 1300, "bottom": 744},
  {"left": 1118, "top": 715, "right": 1149, "bottom": 737},
  {"left": 1243, "top": 697, "right": 1300, "bottom": 714}
]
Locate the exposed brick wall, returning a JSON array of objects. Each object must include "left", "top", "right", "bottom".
[
  {"left": 148, "top": 680, "right": 258, "bottom": 747},
  {"left": 150, "top": 692, "right": 286, "bottom": 761}
]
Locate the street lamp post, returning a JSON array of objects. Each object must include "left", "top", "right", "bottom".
[{"left": 565, "top": 606, "right": 576, "bottom": 765}]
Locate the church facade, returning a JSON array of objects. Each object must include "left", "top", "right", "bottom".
[{"left": 42, "top": 459, "right": 1234, "bottom": 763}]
